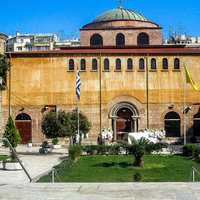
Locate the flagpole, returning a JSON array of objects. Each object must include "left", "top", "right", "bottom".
[
  {"left": 77, "top": 99, "right": 80, "bottom": 144},
  {"left": 76, "top": 68, "right": 81, "bottom": 145},
  {"left": 183, "top": 63, "right": 187, "bottom": 145}
]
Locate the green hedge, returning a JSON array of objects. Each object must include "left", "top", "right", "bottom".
[{"left": 183, "top": 144, "right": 198, "bottom": 157}]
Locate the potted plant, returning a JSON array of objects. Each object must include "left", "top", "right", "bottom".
[
  {"left": 3, "top": 116, "right": 22, "bottom": 170},
  {"left": 52, "top": 138, "right": 61, "bottom": 149},
  {"left": 27, "top": 139, "right": 33, "bottom": 148}
]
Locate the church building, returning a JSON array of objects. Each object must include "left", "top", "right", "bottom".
[{"left": 1, "top": 6, "right": 200, "bottom": 144}]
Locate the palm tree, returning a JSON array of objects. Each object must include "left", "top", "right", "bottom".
[{"left": 128, "top": 137, "right": 153, "bottom": 167}]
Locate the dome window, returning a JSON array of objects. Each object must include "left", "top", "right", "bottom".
[
  {"left": 116, "top": 33, "right": 125, "bottom": 47},
  {"left": 137, "top": 32, "right": 149, "bottom": 46},
  {"left": 90, "top": 34, "right": 103, "bottom": 47}
]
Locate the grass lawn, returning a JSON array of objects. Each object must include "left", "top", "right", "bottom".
[
  {"left": 38, "top": 155, "right": 200, "bottom": 182},
  {"left": 0, "top": 155, "right": 8, "bottom": 161}
]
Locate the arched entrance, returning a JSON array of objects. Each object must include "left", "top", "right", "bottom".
[
  {"left": 110, "top": 102, "right": 139, "bottom": 140},
  {"left": 193, "top": 112, "right": 200, "bottom": 137},
  {"left": 15, "top": 113, "right": 32, "bottom": 144}
]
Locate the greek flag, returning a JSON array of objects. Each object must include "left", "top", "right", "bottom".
[{"left": 76, "top": 70, "right": 81, "bottom": 100}]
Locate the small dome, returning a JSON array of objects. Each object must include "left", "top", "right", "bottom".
[{"left": 94, "top": 7, "right": 148, "bottom": 23}]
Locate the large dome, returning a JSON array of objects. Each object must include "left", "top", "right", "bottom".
[{"left": 93, "top": 7, "right": 148, "bottom": 23}]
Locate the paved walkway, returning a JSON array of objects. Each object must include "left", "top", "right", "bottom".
[
  {"left": 0, "top": 145, "right": 67, "bottom": 184},
  {"left": 0, "top": 183, "right": 199, "bottom": 200}
]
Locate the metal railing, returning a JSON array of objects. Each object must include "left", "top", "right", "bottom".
[
  {"left": 192, "top": 166, "right": 200, "bottom": 182},
  {"left": 0, "top": 138, "right": 32, "bottom": 182}
]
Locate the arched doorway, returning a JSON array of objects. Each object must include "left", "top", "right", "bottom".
[
  {"left": 164, "top": 111, "right": 181, "bottom": 137},
  {"left": 193, "top": 112, "right": 200, "bottom": 137},
  {"left": 15, "top": 113, "right": 32, "bottom": 144},
  {"left": 111, "top": 102, "right": 139, "bottom": 140}
]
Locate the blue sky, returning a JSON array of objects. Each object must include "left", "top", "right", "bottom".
[{"left": 1, "top": 0, "right": 200, "bottom": 39}]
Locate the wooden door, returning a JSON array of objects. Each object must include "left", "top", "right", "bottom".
[{"left": 15, "top": 120, "right": 32, "bottom": 144}]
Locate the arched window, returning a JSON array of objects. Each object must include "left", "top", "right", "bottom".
[
  {"left": 162, "top": 58, "right": 168, "bottom": 70},
  {"left": 92, "top": 58, "right": 98, "bottom": 71},
  {"left": 151, "top": 58, "right": 157, "bottom": 70},
  {"left": 137, "top": 32, "right": 149, "bottom": 46},
  {"left": 139, "top": 58, "right": 145, "bottom": 70},
  {"left": 68, "top": 59, "right": 74, "bottom": 71},
  {"left": 104, "top": 58, "right": 110, "bottom": 71},
  {"left": 174, "top": 58, "right": 180, "bottom": 69},
  {"left": 90, "top": 34, "right": 103, "bottom": 47},
  {"left": 80, "top": 59, "right": 86, "bottom": 71},
  {"left": 116, "top": 58, "right": 121, "bottom": 71},
  {"left": 193, "top": 111, "right": 200, "bottom": 137},
  {"left": 15, "top": 113, "right": 31, "bottom": 121},
  {"left": 127, "top": 58, "right": 133, "bottom": 70},
  {"left": 164, "top": 111, "right": 181, "bottom": 137},
  {"left": 116, "top": 33, "right": 125, "bottom": 47}
]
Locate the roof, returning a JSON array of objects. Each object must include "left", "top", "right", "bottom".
[
  {"left": 7, "top": 46, "right": 200, "bottom": 57},
  {"left": 94, "top": 7, "right": 148, "bottom": 23}
]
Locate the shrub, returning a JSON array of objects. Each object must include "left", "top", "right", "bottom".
[
  {"left": 52, "top": 138, "right": 59, "bottom": 145},
  {"left": 194, "top": 146, "right": 200, "bottom": 162},
  {"left": 69, "top": 145, "right": 82, "bottom": 161},
  {"left": 183, "top": 144, "right": 198, "bottom": 157},
  {"left": 133, "top": 173, "right": 142, "bottom": 182}
]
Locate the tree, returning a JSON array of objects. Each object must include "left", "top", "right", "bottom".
[
  {"left": 3, "top": 116, "right": 21, "bottom": 161},
  {"left": 41, "top": 110, "right": 73, "bottom": 139},
  {"left": 3, "top": 116, "right": 21, "bottom": 148},
  {"left": 0, "top": 54, "right": 10, "bottom": 90},
  {"left": 69, "top": 110, "right": 91, "bottom": 143}
]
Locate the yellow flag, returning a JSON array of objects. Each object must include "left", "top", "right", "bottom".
[{"left": 184, "top": 65, "right": 200, "bottom": 91}]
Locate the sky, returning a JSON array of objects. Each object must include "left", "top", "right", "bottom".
[{"left": 1, "top": 0, "right": 200, "bottom": 39}]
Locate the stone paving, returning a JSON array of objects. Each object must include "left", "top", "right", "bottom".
[
  {"left": 0, "top": 183, "right": 200, "bottom": 200},
  {"left": 0, "top": 145, "right": 67, "bottom": 183}
]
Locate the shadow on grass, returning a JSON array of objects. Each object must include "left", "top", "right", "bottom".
[{"left": 92, "top": 161, "right": 132, "bottom": 168}]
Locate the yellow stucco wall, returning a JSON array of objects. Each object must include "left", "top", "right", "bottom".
[{"left": 1, "top": 54, "right": 200, "bottom": 142}]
